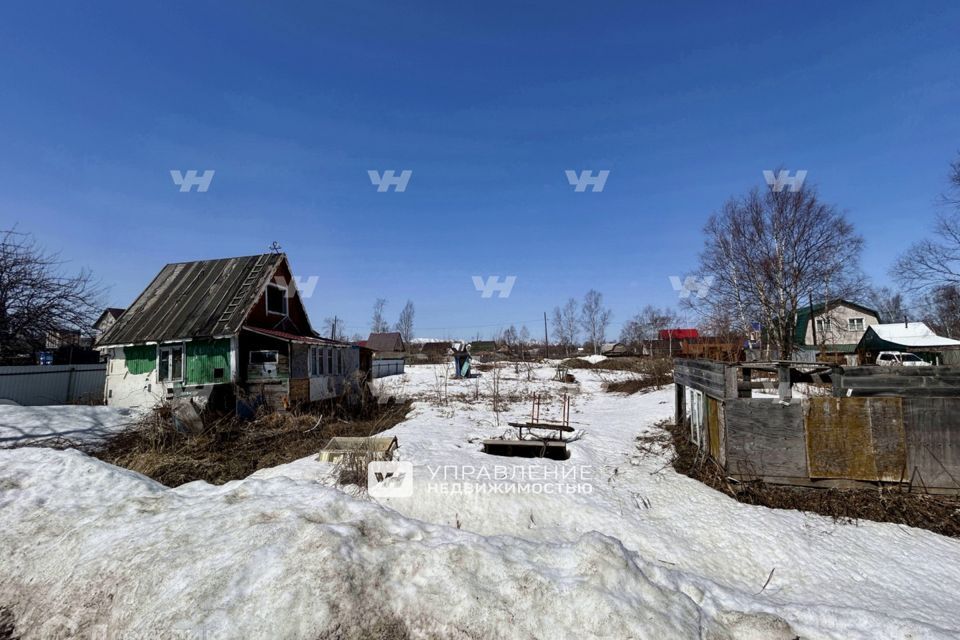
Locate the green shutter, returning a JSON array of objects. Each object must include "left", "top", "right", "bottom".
[
  {"left": 186, "top": 339, "right": 231, "bottom": 385},
  {"left": 124, "top": 345, "right": 157, "bottom": 374}
]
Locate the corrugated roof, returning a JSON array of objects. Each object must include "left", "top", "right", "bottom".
[
  {"left": 99, "top": 254, "right": 285, "bottom": 345},
  {"left": 861, "top": 322, "right": 960, "bottom": 349},
  {"left": 243, "top": 326, "right": 350, "bottom": 346}
]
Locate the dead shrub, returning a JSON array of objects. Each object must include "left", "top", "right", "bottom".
[
  {"left": 656, "top": 420, "right": 960, "bottom": 538},
  {"left": 92, "top": 400, "right": 411, "bottom": 487}
]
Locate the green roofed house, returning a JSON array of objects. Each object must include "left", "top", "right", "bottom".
[
  {"left": 794, "top": 298, "right": 880, "bottom": 364},
  {"left": 97, "top": 253, "right": 369, "bottom": 412}
]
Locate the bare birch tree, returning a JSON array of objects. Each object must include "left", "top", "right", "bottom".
[
  {"left": 580, "top": 290, "right": 612, "bottom": 354},
  {"left": 693, "top": 178, "right": 864, "bottom": 359},
  {"left": 370, "top": 298, "right": 389, "bottom": 333},
  {"left": 395, "top": 300, "right": 415, "bottom": 344},
  {"left": 551, "top": 298, "right": 579, "bottom": 354}
]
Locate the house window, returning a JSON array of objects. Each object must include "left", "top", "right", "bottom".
[
  {"left": 266, "top": 284, "right": 288, "bottom": 316},
  {"left": 159, "top": 345, "right": 184, "bottom": 382},
  {"left": 327, "top": 348, "right": 333, "bottom": 375},
  {"left": 815, "top": 318, "right": 831, "bottom": 332},
  {"left": 848, "top": 317, "right": 865, "bottom": 331},
  {"left": 309, "top": 346, "right": 319, "bottom": 376},
  {"left": 336, "top": 349, "right": 343, "bottom": 375}
]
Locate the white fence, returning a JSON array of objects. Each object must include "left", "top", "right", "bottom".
[
  {"left": 0, "top": 364, "right": 106, "bottom": 406},
  {"left": 371, "top": 358, "right": 405, "bottom": 379}
]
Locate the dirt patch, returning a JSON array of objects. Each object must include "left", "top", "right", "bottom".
[
  {"left": 91, "top": 401, "right": 412, "bottom": 487},
  {"left": 653, "top": 420, "right": 960, "bottom": 538}
]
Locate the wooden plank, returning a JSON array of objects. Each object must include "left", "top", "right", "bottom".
[
  {"left": 804, "top": 397, "right": 905, "bottom": 482},
  {"left": 707, "top": 396, "right": 721, "bottom": 460},
  {"left": 902, "top": 398, "right": 960, "bottom": 491},
  {"left": 723, "top": 399, "right": 807, "bottom": 478}
]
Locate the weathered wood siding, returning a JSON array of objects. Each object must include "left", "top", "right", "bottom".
[
  {"left": 902, "top": 398, "right": 960, "bottom": 491},
  {"left": 723, "top": 400, "right": 807, "bottom": 480},
  {"left": 673, "top": 359, "right": 734, "bottom": 399},
  {"left": 835, "top": 366, "right": 960, "bottom": 397},
  {"left": 805, "top": 397, "right": 905, "bottom": 482}
]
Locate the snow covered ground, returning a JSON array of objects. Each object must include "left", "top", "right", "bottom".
[
  {"left": 0, "top": 405, "right": 139, "bottom": 446},
  {"left": 2, "top": 363, "right": 960, "bottom": 639}
]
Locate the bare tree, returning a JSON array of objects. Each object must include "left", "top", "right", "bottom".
[
  {"left": 620, "top": 305, "right": 678, "bottom": 354},
  {"left": 370, "top": 298, "right": 389, "bottom": 334},
  {"left": 894, "top": 154, "right": 960, "bottom": 293},
  {"left": 917, "top": 285, "right": 960, "bottom": 339},
  {"left": 580, "top": 290, "right": 612, "bottom": 354},
  {"left": 0, "top": 229, "right": 104, "bottom": 363},
  {"left": 395, "top": 300, "right": 415, "bottom": 344},
  {"left": 693, "top": 178, "right": 864, "bottom": 359},
  {"left": 551, "top": 298, "right": 579, "bottom": 354},
  {"left": 867, "top": 287, "right": 908, "bottom": 324},
  {"left": 321, "top": 316, "right": 346, "bottom": 341}
]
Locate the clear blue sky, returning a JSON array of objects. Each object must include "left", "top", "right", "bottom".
[{"left": 1, "top": 1, "right": 958, "bottom": 339}]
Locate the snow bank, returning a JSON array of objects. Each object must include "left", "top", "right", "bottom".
[
  {"left": 0, "top": 405, "right": 138, "bottom": 447},
  {"left": 1, "top": 448, "right": 798, "bottom": 640},
  {"left": 3, "top": 364, "right": 960, "bottom": 638}
]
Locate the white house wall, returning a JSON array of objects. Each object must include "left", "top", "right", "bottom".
[
  {"left": 104, "top": 347, "right": 163, "bottom": 410},
  {"left": 804, "top": 305, "right": 879, "bottom": 346}
]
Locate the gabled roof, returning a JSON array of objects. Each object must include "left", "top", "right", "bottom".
[
  {"left": 857, "top": 322, "right": 960, "bottom": 351},
  {"left": 99, "top": 254, "right": 286, "bottom": 346},
  {"left": 366, "top": 332, "right": 405, "bottom": 353},
  {"left": 795, "top": 299, "right": 879, "bottom": 345}
]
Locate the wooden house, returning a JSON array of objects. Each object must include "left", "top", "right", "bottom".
[
  {"left": 365, "top": 331, "right": 406, "bottom": 378},
  {"left": 97, "top": 253, "right": 369, "bottom": 411}
]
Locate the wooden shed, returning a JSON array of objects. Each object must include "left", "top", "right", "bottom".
[{"left": 673, "top": 358, "right": 960, "bottom": 494}]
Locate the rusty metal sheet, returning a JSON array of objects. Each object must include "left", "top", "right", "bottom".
[{"left": 805, "top": 397, "right": 905, "bottom": 481}]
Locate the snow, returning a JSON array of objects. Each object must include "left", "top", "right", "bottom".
[
  {"left": 2, "top": 363, "right": 960, "bottom": 639},
  {"left": 0, "top": 405, "right": 139, "bottom": 446},
  {"left": 868, "top": 322, "right": 960, "bottom": 348}
]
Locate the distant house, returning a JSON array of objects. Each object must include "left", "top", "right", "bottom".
[
  {"left": 658, "top": 329, "right": 699, "bottom": 341},
  {"left": 468, "top": 340, "right": 498, "bottom": 354},
  {"left": 416, "top": 341, "right": 453, "bottom": 363},
  {"left": 366, "top": 332, "right": 406, "bottom": 378},
  {"left": 97, "top": 253, "right": 368, "bottom": 411},
  {"left": 600, "top": 342, "right": 630, "bottom": 357},
  {"left": 795, "top": 299, "right": 880, "bottom": 363},
  {"left": 93, "top": 308, "right": 125, "bottom": 344},
  {"left": 856, "top": 322, "right": 960, "bottom": 364}
]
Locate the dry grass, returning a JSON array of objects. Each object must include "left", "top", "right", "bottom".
[
  {"left": 655, "top": 420, "right": 960, "bottom": 538},
  {"left": 92, "top": 401, "right": 412, "bottom": 487}
]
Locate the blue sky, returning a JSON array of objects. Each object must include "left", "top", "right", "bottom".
[{"left": 1, "top": 1, "right": 958, "bottom": 339}]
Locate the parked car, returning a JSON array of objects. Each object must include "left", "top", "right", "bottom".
[{"left": 876, "top": 351, "right": 931, "bottom": 367}]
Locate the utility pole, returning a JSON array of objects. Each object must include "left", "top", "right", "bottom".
[{"left": 543, "top": 311, "right": 549, "bottom": 359}]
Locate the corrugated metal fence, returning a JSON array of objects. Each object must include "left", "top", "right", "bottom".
[{"left": 0, "top": 364, "right": 106, "bottom": 406}]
